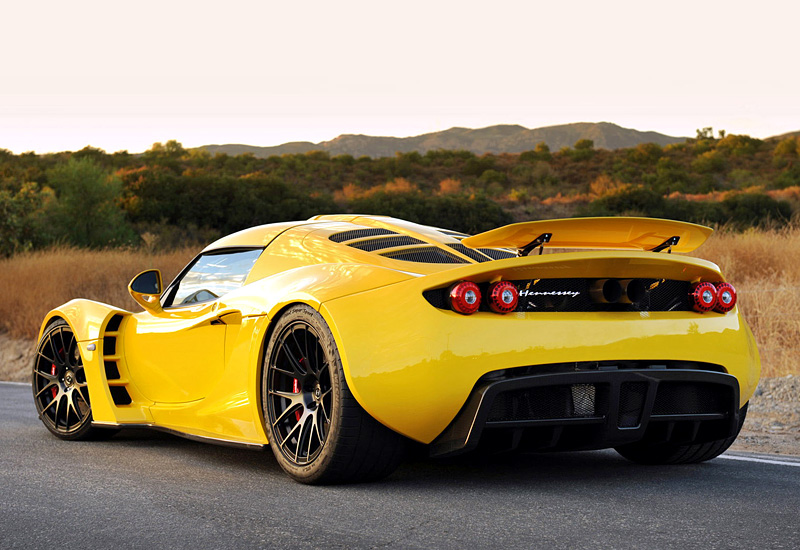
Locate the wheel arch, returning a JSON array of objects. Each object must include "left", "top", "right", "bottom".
[
  {"left": 254, "top": 300, "right": 324, "bottom": 444},
  {"left": 315, "top": 302, "right": 387, "bottom": 434},
  {"left": 37, "top": 300, "right": 133, "bottom": 426},
  {"left": 38, "top": 299, "right": 131, "bottom": 343}
]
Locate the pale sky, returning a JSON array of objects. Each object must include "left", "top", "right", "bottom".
[{"left": 2, "top": 0, "right": 798, "bottom": 154}]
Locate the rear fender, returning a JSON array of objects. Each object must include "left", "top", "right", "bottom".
[
  {"left": 317, "top": 251, "right": 751, "bottom": 444},
  {"left": 218, "top": 263, "right": 417, "bottom": 319}
]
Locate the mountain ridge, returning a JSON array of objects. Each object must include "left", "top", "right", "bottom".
[{"left": 199, "top": 122, "right": 688, "bottom": 158}]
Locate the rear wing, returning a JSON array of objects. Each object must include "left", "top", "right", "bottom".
[{"left": 461, "top": 217, "right": 713, "bottom": 254}]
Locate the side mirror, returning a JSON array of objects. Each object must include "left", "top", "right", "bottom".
[{"left": 128, "top": 269, "right": 164, "bottom": 314}]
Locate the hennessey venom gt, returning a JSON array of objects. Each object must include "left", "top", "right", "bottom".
[{"left": 33, "top": 215, "right": 760, "bottom": 483}]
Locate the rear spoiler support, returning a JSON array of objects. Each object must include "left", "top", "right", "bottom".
[
  {"left": 650, "top": 236, "right": 680, "bottom": 254},
  {"left": 519, "top": 233, "right": 552, "bottom": 257}
]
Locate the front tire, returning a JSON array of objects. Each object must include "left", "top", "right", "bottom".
[
  {"left": 615, "top": 403, "right": 748, "bottom": 465},
  {"left": 32, "top": 319, "right": 104, "bottom": 440},
  {"left": 262, "top": 305, "right": 406, "bottom": 484}
]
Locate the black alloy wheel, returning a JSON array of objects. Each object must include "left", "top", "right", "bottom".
[
  {"left": 32, "top": 320, "right": 95, "bottom": 439},
  {"left": 262, "top": 305, "right": 406, "bottom": 484},
  {"left": 265, "top": 318, "right": 333, "bottom": 465}
]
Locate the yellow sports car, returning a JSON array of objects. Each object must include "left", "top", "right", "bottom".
[{"left": 33, "top": 215, "right": 760, "bottom": 483}]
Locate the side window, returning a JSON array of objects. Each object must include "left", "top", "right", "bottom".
[{"left": 165, "top": 248, "right": 263, "bottom": 307}]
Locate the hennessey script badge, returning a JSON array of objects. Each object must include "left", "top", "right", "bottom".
[{"left": 519, "top": 290, "right": 581, "bottom": 298}]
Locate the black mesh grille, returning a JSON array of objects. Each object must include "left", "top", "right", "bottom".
[
  {"left": 619, "top": 382, "right": 648, "bottom": 427},
  {"left": 349, "top": 236, "right": 424, "bottom": 251},
  {"left": 329, "top": 228, "right": 398, "bottom": 243},
  {"left": 653, "top": 382, "right": 730, "bottom": 415},
  {"left": 645, "top": 280, "right": 693, "bottom": 311},
  {"left": 479, "top": 248, "right": 516, "bottom": 260},
  {"left": 423, "top": 288, "right": 449, "bottom": 309},
  {"left": 487, "top": 384, "right": 604, "bottom": 422},
  {"left": 516, "top": 278, "right": 692, "bottom": 313},
  {"left": 447, "top": 243, "right": 492, "bottom": 262},
  {"left": 423, "top": 278, "right": 694, "bottom": 313},
  {"left": 382, "top": 247, "right": 467, "bottom": 264}
]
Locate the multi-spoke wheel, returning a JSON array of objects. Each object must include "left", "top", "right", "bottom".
[
  {"left": 32, "top": 319, "right": 102, "bottom": 440},
  {"left": 262, "top": 305, "right": 406, "bottom": 484},
  {"left": 265, "top": 314, "right": 333, "bottom": 465}
]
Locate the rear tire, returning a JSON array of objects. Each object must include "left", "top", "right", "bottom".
[
  {"left": 32, "top": 319, "right": 112, "bottom": 440},
  {"left": 615, "top": 403, "right": 748, "bottom": 465},
  {"left": 262, "top": 305, "right": 406, "bottom": 484}
]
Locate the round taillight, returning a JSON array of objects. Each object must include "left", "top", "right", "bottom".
[
  {"left": 714, "top": 283, "right": 737, "bottom": 313},
  {"left": 449, "top": 281, "right": 482, "bottom": 315},
  {"left": 487, "top": 281, "right": 519, "bottom": 314},
  {"left": 690, "top": 282, "right": 717, "bottom": 312}
]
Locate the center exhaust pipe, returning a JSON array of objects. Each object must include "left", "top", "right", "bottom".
[
  {"left": 590, "top": 279, "right": 622, "bottom": 303},
  {"left": 590, "top": 279, "right": 647, "bottom": 304}
]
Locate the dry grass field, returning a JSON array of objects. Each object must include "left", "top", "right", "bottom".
[
  {"left": 0, "top": 227, "right": 798, "bottom": 378},
  {"left": 0, "top": 246, "right": 195, "bottom": 340},
  {"left": 695, "top": 226, "right": 800, "bottom": 377}
]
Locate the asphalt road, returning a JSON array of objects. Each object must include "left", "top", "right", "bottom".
[{"left": 2, "top": 382, "right": 799, "bottom": 550}]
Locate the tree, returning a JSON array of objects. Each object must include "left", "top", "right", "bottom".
[
  {"left": 696, "top": 127, "right": 714, "bottom": 140},
  {"left": 45, "top": 158, "right": 137, "bottom": 247},
  {"left": 142, "top": 140, "right": 188, "bottom": 172},
  {"left": 570, "top": 139, "right": 595, "bottom": 161},
  {"left": 0, "top": 182, "right": 48, "bottom": 256}
]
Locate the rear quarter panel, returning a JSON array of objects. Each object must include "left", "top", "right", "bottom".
[{"left": 319, "top": 252, "right": 761, "bottom": 444}]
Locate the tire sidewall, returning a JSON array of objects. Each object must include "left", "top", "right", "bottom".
[
  {"left": 33, "top": 318, "right": 95, "bottom": 440},
  {"left": 262, "top": 305, "right": 346, "bottom": 483}
]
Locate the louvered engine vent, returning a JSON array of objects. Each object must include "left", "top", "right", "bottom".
[
  {"left": 446, "top": 243, "right": 492, "bottom": 263},
  {"left": 348, "top": 236, "right": 425, "bottom": 252},
  {"left": 329, "top": 228, "right": 399, "bottom": 243},
  {"left": 478, "top": 248, "right": 516, "bottom": 260},
  {"left": 381, "top": 247, "right": 467, "bottom": 264}
]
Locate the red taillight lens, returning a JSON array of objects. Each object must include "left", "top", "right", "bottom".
[
  {"left": 714, "top": 283, "right": 737, "bottom": 313},
  {"left": 487, "top": 281, "right": 519, "bottom": 314},
  {"left": 690, "top": 282, "right": 717, "bottom": 312},
  {"left": 449, "top": 281, "right": 481, "bottom": 315}
]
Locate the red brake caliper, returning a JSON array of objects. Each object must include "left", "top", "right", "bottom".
[
  {"left": 50, "top": 364, "right": 58, "bottom": 398},
  {"left": 293, "top": 378, "right": 302, "bottom": 421}
]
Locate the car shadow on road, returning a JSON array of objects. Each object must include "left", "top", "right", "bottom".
[{"left": 106, "top": 427, "right": 730, "bottom": 492}]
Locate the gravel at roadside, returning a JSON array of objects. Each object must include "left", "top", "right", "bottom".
[
  {"left": 0, "top": 332, "right": 34, "bottom": 384},
  {"left": 732, "top": 375, "right": 800, "bottom": 457}
]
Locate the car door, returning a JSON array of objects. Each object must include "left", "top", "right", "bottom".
[{"left": 124, "top": 248, "right": 263, "bottom": 403}]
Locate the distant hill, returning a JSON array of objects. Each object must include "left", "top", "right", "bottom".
[
  {"left": 766, "top": 130, "right": 800, "bottom": 141},
  {"left": 199, "top": 122, "right": 687, "bottom": 159}
]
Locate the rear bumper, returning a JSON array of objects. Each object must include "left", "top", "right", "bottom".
[
  {"left": 430, "top": 366, "right": 741, "bottom": 457},
  {"left": 322, "top": 290, "right": 759, "bottom": 443}
]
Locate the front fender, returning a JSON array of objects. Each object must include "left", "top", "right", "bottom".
[
  {"left": 39, "top": 299, "right": 130, "bottom": 342},
  {"left": 38, "top": 300, "right": 136, "bottom": 425}
]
